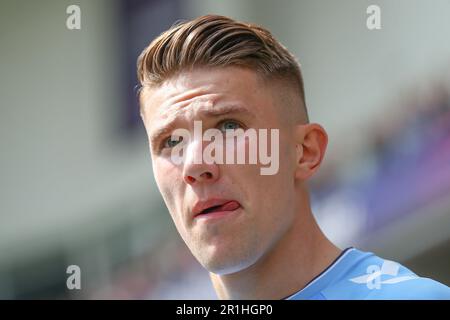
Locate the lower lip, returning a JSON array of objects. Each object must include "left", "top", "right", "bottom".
[{"left": 194, "top": 206, "right": 242, "bottom": 221}]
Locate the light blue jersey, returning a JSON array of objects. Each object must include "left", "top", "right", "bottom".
[{"left": 286, "top": 247, "right": 450, "bottom": 300}]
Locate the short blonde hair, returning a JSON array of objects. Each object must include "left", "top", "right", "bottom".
[{"left": 137, "top": 14, "right": 308, "bottom": 121}]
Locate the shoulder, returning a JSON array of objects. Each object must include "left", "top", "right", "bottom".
[
  {"left": 366, "top": 276, "right": 450, "bottom": 300},
  {"left": 322, "top": 249, "right": 450, "bottom": 300}
]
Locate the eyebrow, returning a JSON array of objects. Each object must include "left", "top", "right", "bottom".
[{"left": 149, "top": 104, "right": 255, "bottom": 147}]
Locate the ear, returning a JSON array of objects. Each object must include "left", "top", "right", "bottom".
[{"left": 294, "top": 123, "right": 328, "bottom": 180}]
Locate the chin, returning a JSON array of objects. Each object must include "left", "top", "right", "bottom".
[{"left": 199, "top": 249, "right": 260, "bottom": 276}]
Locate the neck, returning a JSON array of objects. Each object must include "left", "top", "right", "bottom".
[{"left": 209, "top": 188, "right": 341, "bottom": 300}]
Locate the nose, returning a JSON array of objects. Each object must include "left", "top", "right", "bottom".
[
  {"left": 183, "top": 140, "right": 220, "bottom": 185},
  {"left": 184, "top": 170, "right": 217, "bottom": 185}
]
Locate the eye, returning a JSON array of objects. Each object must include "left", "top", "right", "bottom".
[
  {"left": 163, "top": 135, "right": 183, "bottom": 149},
  {"left": 218, "top": 120, "right": 243, "bottom": 132}
]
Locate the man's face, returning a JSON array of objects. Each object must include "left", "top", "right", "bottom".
[{"left": 141, "top": 67, "right": 300, "bottom": 275}]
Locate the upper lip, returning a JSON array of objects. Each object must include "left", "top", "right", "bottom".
[{"left": 192, "top": 198, "right": 240, "bottom": 218}]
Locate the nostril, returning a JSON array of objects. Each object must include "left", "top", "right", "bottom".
[
  {"left": 185, "top": 172, "right": 214, "bottom": 184},
  {"left": 201, "top": 172, "right": 213, "bottom": 179},
  {"left": 186, "top": 176, "right": 196, "bottom": 183}
]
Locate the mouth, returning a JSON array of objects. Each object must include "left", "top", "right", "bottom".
[{"left": 193, "top": 199, "right": 242, "bottom": 219}]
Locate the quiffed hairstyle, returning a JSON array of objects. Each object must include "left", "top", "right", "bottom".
[{"left": 137, "top": 14, "right": 308, "bottom": 121}]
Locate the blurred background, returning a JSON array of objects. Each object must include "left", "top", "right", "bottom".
[{"left": 0, "top": 0, "right": 449, "bottom": 299}]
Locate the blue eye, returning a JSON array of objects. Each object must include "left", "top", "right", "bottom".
[
  {"left": 219, "top": 120, "right": 242, "bottom": 132},
  {"left": 164, "top": 135, "right": 183, "bottom": 148}
]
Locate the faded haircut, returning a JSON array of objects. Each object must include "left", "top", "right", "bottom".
[{"left": 137, "top": 14, "right": 309, "bottom": 122}]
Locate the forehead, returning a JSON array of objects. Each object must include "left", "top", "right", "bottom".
[{"left": 140, "top": 67, "right": 274, "bottom": 122}]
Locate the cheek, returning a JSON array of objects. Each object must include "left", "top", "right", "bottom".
[
  {"left": 153, "top": 153, "right": 178, "bottom": 178},
  {"left": 250, "top": 146, "right": 294, "bottom": 215},
  {"left": 153, "top": 157, "right": 183, "bottom": 209}
]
